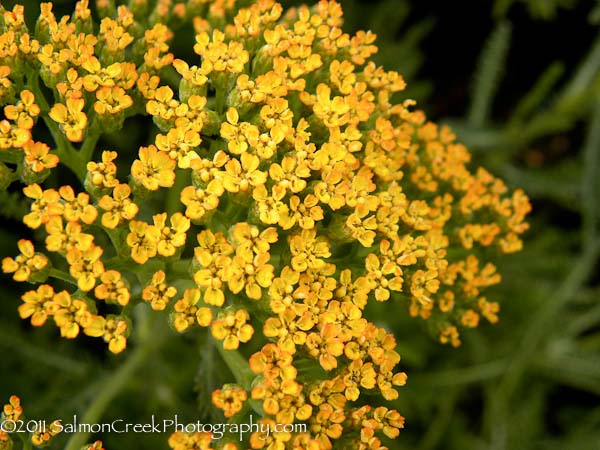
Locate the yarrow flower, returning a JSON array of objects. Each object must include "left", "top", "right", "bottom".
[
  {"left": 0, "top": 395, "right": 65, "bottom": 449},
  {"left": 0, "top": 0, "right": 531, "bottom": 448}
]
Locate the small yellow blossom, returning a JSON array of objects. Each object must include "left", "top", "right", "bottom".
[
  {"left": 2, "top": 239, "right": 48, "bottom": 282},
  {"left": 131, "top": 145, "right": 176, "bottom": 191},
  {"left": 59, "top": 185, "right": 97, "bottom": 224},
  {"left": 211, "top": 309, "right": 254, "bottom": 350},
  {"left": 94, "top": 270, "right": 130, "bottom": 306},
  {"left": 171, "top": 288, "right": 212, "bottom": 332},
  {"left": 31, "top": 419, "right": 62, "bottom": 447},
  {"left": 23, "top": 141, "right": 59, "bottom": 173},
  {"left": 98, "top": 183, "right": 139, "bottom": 229},
  {"left": 142, "top": 270, "right": 177, "bottom": 311},
  {"left": 18, "top": 284, "right": 55, "bottom": 327},
  {"left": 126, "top": 220, "right": 160, "bottom": 264},
  {"left": 153, "top": 212, "right": 191, "bottom": 257},
  {"left": 86, "top": 150, "right": 119, "bottom": 190},
  {"left": 212, "top": 385, "right": 247, "bottom": 418},
  {"left": 48, "top": 97, "right": 88, "bottom": 142},
  {"left": 289, "top": 228, "right": 331, "bottom": 272},
  {"left": 66, "top": 245, "right": 104, "bottom": 292}
]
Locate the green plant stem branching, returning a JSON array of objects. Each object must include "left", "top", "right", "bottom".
[{"left": 63, "top": 307, "right": 162, "bottom": 450}]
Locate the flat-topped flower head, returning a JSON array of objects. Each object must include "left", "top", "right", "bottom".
[{"left": 0, "top": 1, "right": 530, "bottom": 446}]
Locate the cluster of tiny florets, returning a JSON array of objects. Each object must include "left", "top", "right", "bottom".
[{"left": 0, "top": 0, "right": 530, "bottom": 448}]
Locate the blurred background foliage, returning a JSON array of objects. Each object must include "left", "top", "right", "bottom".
[{"left": 1, "top": 0, "right": 600, "bottom": 449}]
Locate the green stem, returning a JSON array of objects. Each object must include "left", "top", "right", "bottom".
[
  {"left": 166, "top": 168, "right": 188, "bottom": 216},
  {"left": 214, "top": 82, "right": 227, "bottom": 115},
  {"left": 0, "top": 152, "right": 21, "bottom": 164},
  {"left": 80, "top": 131, "right": 100, "bottom": 163},
  {"left": 49, "top": 268, "right": 78, "bottom": 286},
  {"left": 212, "top": 339, "right": 264, "bottom": 416},
  {"left": 22, "top": 436, "right": 32, "bottom": 450},
  {"left": 213, "top": 338, "right": 255, "bottom": 390},
  {"left": 63, "top": 309, "right": 160, "bottom": 450}
]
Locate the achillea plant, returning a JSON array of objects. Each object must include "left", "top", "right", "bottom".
[{"left": 0, "top": 0, "right": 531, "bottom": 449}]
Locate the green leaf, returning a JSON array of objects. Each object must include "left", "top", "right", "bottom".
[{"left": 468, "top": 21, "right": 511, "bottom": 128}]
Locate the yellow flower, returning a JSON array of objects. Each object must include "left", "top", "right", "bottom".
[
  {"left": 94, "top": 270, "right": 130, "bottom": 306},
  {"left": 225, "top": 252, "right": 274, "bottom": 300},
  {"left": 45, "top": 217, "right": 94, "bottom": 253},
  {"left": 93, "top": 86, "right": 133, "bottom": 115},
  {"left": 98, "top": 183, "right": 139, "bottom": 229},
  {"left": 220, "top": 107, "right": 259, "bottom": 155},
  {"left": 2, "top": 239, "right": 48, "bottom": 282},
  {"left": 48, "top": 97, "right": 88, "bottom": 142},
  {"left": 250, "top": 418, "right": 291, "bottom": 450},
  {"left": 180, "top": 181, "right": 223, "bottom": 221},
  {"left": 231, "top": 222, "right": 278, "bottom": 261},
  {"left": 171, "top": 288, "right": 212, "bottom": 332},
  {"left": 249, "top": 343, "right": 297, "bottom": 380},
  {"left": 211, "top": 385, "right": 247, "bottom": 418},
  {"left": 66, "top": 245, "right": 104, "bottom": 291},
  {"left": 86, "top": 150, "right": 119, "bottom": 189},
  {"left": 173, "top": 59, "right": 208, "bottom": 88},
  {"left": 0, "top": 119, "right": 30, "bottom": 149},
  {"left": 59, "top": 185, "right": 98, "bottom": 224},
  {"left": 142, "top": 270, "right": 177, "bottom": 311},
  {"left": 99, "top": 17, "right": 133, "bottom": 53},
  {"left": 81, "top": 58, "right": 122, "bottom": 91},
  {"left": 365, "top": 246, "right": 403, "bottom": 302},
  {"left": 18, "top": 284, "right": 56, "bottom": 327},
  {"left": 89, "top": 315, "right": 129, "bottom": 354},
  {"left": 289, "top": 228, "right": 331, "bottom": 272},
  {"left": 153, "top": 212, "right": 191, "bottom": 257},
  {"left": 211, "top": 309, "right": 254, "bottom": 350},
  {"left": 22, "top": 183, "right": 63, "bottom": 229},
  {"left": 0, "top": 1, "right": 534, "bottom": 441},
  {"left": 126, "top": 220, "right": 160, "bottom": 264},
  {"left": 131, "top": 145, "right": 176, "bottom": 191},
  {"left": 279, "top": 194, "right": 324, "bottom": 230},
  {"left": 341, "top": 360, "right": 377, "bottom": 401},
  {"left": 222, "top": 152, "right": 267, "bottom": 193},
  {"left": 2, "top": 395, "right": 23, "bottom": 421},
  {"left": 31, "top": 420, "right": 62, "bottom": 447},
  {"left": 50, "top": 291, "right": 91, "bottom": 339},
  {"left": 168, "top": 431, "right": 212, "bottom": 450},
  {"left": 269, "top": 155, "right": 311, "bottom": 196},
  {"left": 252, "top": 184, "right": 288, "bottom": 225},
  {"left": 155, "top": 126, "right": 201, "bottom": 169},
  {"left": 23, "top": 141, "right": 59, "bottom": 173},
  {"left": 305, "top": 323, "right": 344, "bottom": 371},
  {"left": 263, "top": 306, "right": 314, "bottom": 355},
  {"left": 4, "top": 90, "right": 40, "bottom": 130},
  {"left": 194, "top": 29, "right": 249, "bottom": 75}
]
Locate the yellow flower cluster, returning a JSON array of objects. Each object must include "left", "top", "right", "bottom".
[
  {"left": 0, "top": 395, "right": 69, "bottom": 449},
  {"left": 0, "top": 0, "right": 530, "bottom": 448}
]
